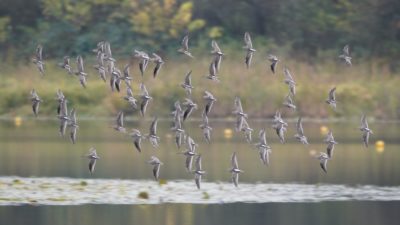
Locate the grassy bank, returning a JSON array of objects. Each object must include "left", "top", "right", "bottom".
[{"left": 1, "top": 55, "right": 399, "bottom": 119}]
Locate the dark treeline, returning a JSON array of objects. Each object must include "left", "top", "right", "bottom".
[{"left": 0, "top": 0, "right": 399, "bottom": 67}]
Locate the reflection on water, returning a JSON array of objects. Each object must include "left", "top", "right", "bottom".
[
  {"left": 1, "top": 202, "right": 400, "bottom": 225},
  {"left": 0, "top": 120, "right": 399, "bottom": 185},
  {"left": 0, "top": 120, "right": 399, "bottom": 225}
]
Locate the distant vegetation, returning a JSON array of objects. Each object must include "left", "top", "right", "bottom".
[
  {"left": 0, "top": 0, "right": 399, "bottom": 67},
  {"left": 0, "top": 0, "right": 399, "bottom": 119},
  {"left": 1, "top": 56, "right": 399, "bottom": 119}
]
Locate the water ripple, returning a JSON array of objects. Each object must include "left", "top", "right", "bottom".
[{"left": 1, "top": 176, "right": 399, "bottom": 205}]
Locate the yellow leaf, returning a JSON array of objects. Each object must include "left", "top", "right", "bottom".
[
  {"left": 208, "top": 26, "right": 223, "bottom": 38},
  {"left": 188, "top": 19, "right": 205, "bottom": 32}
]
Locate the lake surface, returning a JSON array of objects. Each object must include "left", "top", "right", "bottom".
[{"left": 0, "top": 119, "right": 399, "bottom": 224}]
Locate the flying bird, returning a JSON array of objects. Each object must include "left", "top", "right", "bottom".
[
  {"left": 139, "top": 83, "right": 153, "bottom": 117},
  {"left": 326, "top": 143, "right": 336, "bottom": 159},
  {"left": 243, "top": 32, "right": 256, "bottom": 69},
  {"left": 129, "top": 129, "right": 144, "bottom": 153},
  {"left": 75, "top": 55, "right": 88, "bottom": 88},
  {"left": 230, "top": 152, "right": 243, "bottom": 187},
  {"left": 58, "top": 99, "right": 70, "bottom": 136},
  {"left": 326, "top": 87, "right": 337, "bottom": 110},
  {"left": 339, "top": 44, "right": 352, "bottom": 66},
  {"left": 147, "top": 117, "right": 160, "bottom": 148},
  {"left": 30, "top": 89, "right": 42, "bottom": 117},
  {"left": 294, "top": 117, "right": 309, "bottom": 145},
  {"left": 199, "top": 112, "right": 212, "bottom": 144},
  {"left": 233, "top": 96, "right": 248, "bottom": 132},
  {"left": 92, "top": 41, "right": 105, "bottom": 54},
  {"left": 32, "top": 44, "right": 45, "bottom": 75},
  {"left": 255, "top": 128, "right": 271, "bottom": 150},
  {"left": 121, "top": 64, "right": 133, "bottom": 87},
  {"left": 110, "top": 67, "right": 122, "bottom": 92},
  {"left": 182, "top": 98, "right": 198, "bottom": 121},
  {"left": 95, "top": 49, "right": 105, "bottom": 66},
  {"left": 171, "top": 100, "right": 183, "bottom": 125},
  {"left": 56, "top": 89, "right": 66, "bottom": 116},
  {"left": 324, "top": 131, "right": 338, "bottom": 145},
  {"left": 187, "top": 135, "right": 198, "bottom": 153},
  {"left": 267, "top": 54, "right": 279, "bottom": 74},
  {"left": 211, "top": 40, "right": 224, "bottom": 72},
  {"left": 193, "top": 154, "right": 206, "bottom": 189},
  {"left": 134, "top": 50, "right": 150, "bottom": 76},
  {"left": 272, "top": 111, "right": 288, "bottom": 144},
  {"left": 103, "top": 41, "right": 116, "bottom": 62},
  {"left": 148, "top": 156, "right": 163, "bottom": 181},
  {"left": 179, "top": 135, "right": 198, "bottom": 172},
  {"left": 283, "top": 68, "right": 296, "bottom": 96},
  {"left": 151, "top": 53, "right": 164, "bottom": 78},
  {"left": 324, "top": 131, "right": 338, "bottom": 158},
  {"left": 282, "top": 94, "right": 296, "bottom": 110},
  {"left": 171, "top": 104, "right": 185, "bottom": 149},
  {"left": 181, "top": 70, "right": 194, "bottom": 96},
  {"left": 69, "top": 108, "right": 78, "bottom": 144},
  {"left": 123, "top": 86, "right": 138, "bottom": 110},
  {"left": 174, "top": 128, "right": 185, "bottom": 150},
  {"left": 316, "top": 152, "right": 329, "bottom": 173},
  {"left": 93, "top": 52, "right": 107, "bottom": 82},
  {"left": 107, "top": 60, "right": 115, "bottom": 78},
  {"left": 274, "top": 123, "right": 287, "bottom": 144},
  {"left": 273, "top": 110, "right": 288, "bottom": 127},
  {"left": 171, "top": 101, "right": 184, "bottom": 148},
  {"left": 113, "top": 111, "right": 126, "bottom": 133},
  {"left": 86, "top": 147, "right": 100, "bottom": 174},
  {"left": 203, "top": 91, "right": 217, "bottom": 116},
  {"left": 205, "top": 61, "right": 220, "bottom": 82},
  {"left": 360, "top": 114, "right": 373, "bottom": 148},
  {"left": 58, "top": 56, "right": 73, "bottom": 75},
  {"left": 255, "top": 129, "right": 272, "bottom": 165},
  {"left": 241, "top": 118, "right": 253, "bottom": 143},
  {"left": 178, "top": 35, "right": 194, "bottom": 58},
  {"left": 259, "top": 147, "right": 272, "bottom": 166}
]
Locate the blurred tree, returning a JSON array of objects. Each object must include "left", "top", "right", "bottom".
[
  {"left": 31, "top": 0, "right": 205, "bottom": 57},
  {"left": 0, "top": 0, "right": 399, "bottom": 63},
  {"left": 0, "top": 17, "right": 10, "bottom": 43},
  {"left": 41, "top": 0, "right": 123, "bottom": 28},
  {"left": 373, "top": 0, "right": 400, "bottom": 57},
  {"left": 129, "top": 0, "right": 205, "bottom": 48}
]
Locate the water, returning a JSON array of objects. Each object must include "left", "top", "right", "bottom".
[
  {"left": 2, "top": 202, "right": 400, "bottom": 225},
  {"left": 0, "top": 120, "right": 399, "bottom": 224}
]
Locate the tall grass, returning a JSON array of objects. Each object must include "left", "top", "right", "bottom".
[{"left": 1, "top": 54, "right": 399, "bottom": 119}]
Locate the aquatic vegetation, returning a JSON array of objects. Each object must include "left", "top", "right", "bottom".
[
  {"left": 12, "top": 179, "right": 22, "bottom": 185},
  {"left": 1, "top": 176, "right": 400, "bottom": 205},
  {"left": 158, "top": 179, "right": 167, "bottom": 186},
  {"left": 202, "top": 192, "right": 210, "bottom": 200},
  {"left": 138, "top": 191, "right": 149, "bottom": 200}
]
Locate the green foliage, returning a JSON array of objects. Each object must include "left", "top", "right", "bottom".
[
  {"left": 1, "top": 57, "right": 400, "bottom": 119},
  {"left": 208, "top": 26, "right": 223, "bottom": 39},
  {"left": 158, "top": 179, "right": 167, "bottom": 185},
  {"left": 129, "top": 0, "right": 205, "bottom": 46},
  {"left": 0, "top": 0, "right": 398, "bottom": 63},
  {"left": 12, "top": 179, "right": 22, "bottom": 184},
  {"left": 202, "top": 191, "right": 210, "bottom": 199},
  {"left": 138, "top": 191, "right": 149, "bottom": 199},
  {"left": 0, "top": 0, "right": 209, "bottom": 61},
  {"left": 0, "top": 0, "right": 399, "bottom": 118},
  {"left": 0, "top": 17, "right": 10, "bottom": 43}
]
